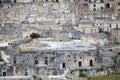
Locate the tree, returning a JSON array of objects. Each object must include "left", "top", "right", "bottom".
[{"left": 30, "top": 33, "right": 40, "bottom": 39}]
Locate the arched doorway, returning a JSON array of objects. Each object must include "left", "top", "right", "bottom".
[
  {"left": 62, "top": 62, "right": 66, "bottom": 69},
  {"left": 106, "top": 3, "right": 110, "bottom": 8},
  {"left": 79, "top": 61, "right": 82, "bottom": 67},
  {"left": 89, "top": 60, "right": 93, "bottom": 67}
]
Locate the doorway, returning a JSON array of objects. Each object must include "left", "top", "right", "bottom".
[
  {"left": 62, "top": 62, "right": 66, "bottom": 68},
  {"left": 89, "top": 60, "right": 93, "bottom": 67},
  {"left": 79, "top": 61, "right": 82, "bottom": 67},
  {"left": 106, "top": 3, "right": 110, "bottom": 8},
  {"left": 3, "top": 72, "right": 6, "bottom": 76}
]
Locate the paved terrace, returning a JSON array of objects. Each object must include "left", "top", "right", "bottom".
[{"left": 19, "top": 39, "right": 97, "bottom": 52}]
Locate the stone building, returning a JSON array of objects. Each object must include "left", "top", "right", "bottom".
[
  {"left": 113, "top": 0, "right": 120, "bottom": 17},
  {"left": 74, "top": 22, "right": 99, "bottom": 34},
  {"left": 111, "top": 28, "right": 120, "bottom": 43}
]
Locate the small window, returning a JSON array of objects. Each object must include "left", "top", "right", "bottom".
[
  {"left": 3, "top": 68, "right": 6, "bottom": 70},
  {"left": 93, "top": 4, "right": 96, "bottom": 7},
  {"left": 118, "top": 2, "right": 120, "bottom": 5},
  {"left": 95, "top": 59, "right": 97, "bottom": 61},
  {"left": 35, "top": 60, "right": 38, "bottom": 65},
  {"left": 14, "top": 58, "right": 16, "bottom": 64},
  {"left": 109, "top": 24, "right": 111, "bottom": 28},
  {"left": 101, "top": 7, "right": 103, "bottom": 10},
  {"left": 45, "top": 59, "right": 48, "bottom": 65}
]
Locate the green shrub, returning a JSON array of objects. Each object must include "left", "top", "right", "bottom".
[
  {"left": 30, "top": 33, "right": 40, "bottom": 39},
  {"left": 39, "top": 78, "right": 42, "bottom": 80},
  {"left": 79, "top": 70, "right": 87, "bottom": 77}
]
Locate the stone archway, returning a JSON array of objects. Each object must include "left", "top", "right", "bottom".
[{"left": 106, "top": 3, "right": 110, "bottom": 8}]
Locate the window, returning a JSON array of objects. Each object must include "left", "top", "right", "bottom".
[
  {"left": 118, "top": 2, "right": 120, "bottom": 5},
  {"left": 45, "top": 57, "right": 48, "bottom": 65},
  {"left": 101, "top": 7, "right": 103, "bottom": 10},
  {"left": 35, "top": 60, "right": 38, "bottom": 65},
  {"left": 80, "top": 57, "right": 82, "bottom": 59},
  {"left": 73, "top": 54, "right": 76, "bottom": 62},
  {"left": 93, "top": 4, "right": 96, "bottom": 7},
  {"left": 14, "top": 58, "right": 16, "bottom": 64}
]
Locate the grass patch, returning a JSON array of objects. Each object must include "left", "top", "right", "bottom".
[{"left": 88, "top": 73, "right": 120, "bottom": 80}]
